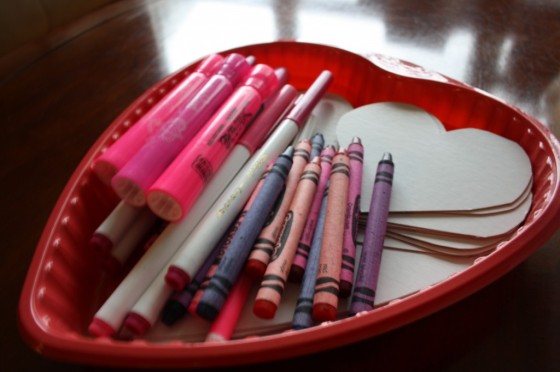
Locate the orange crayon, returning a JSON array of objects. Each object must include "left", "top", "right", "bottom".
[
  {"left": 253, "top": 157, "right": 321, "bottom": 319},
  {"left": 312, "top": 148, "right": 350, "bottom": 323},
  {"left": 245, "top": 139, "right": 312, "bottom": 278}
]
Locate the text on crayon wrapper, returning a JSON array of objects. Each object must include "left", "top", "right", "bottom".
[{"left": 216, "top": 153, "right": 269, "bottom": 217}]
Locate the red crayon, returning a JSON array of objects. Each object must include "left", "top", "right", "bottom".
[
  {"left": 312, "top": 148, "right": 350, "bottom": 323},
  {"left": 245, "top": 139, "right": 312, "bottom": 278},
  {"left": 253, "top": 157, "right": 321, "bottom": 319},
  {"left": 147, "top": 64, "right": 278, "bottom": 221}
]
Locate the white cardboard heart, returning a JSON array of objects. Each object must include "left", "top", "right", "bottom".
[{"left": 336, "top": 103, "right": 532, "bottom": 213}]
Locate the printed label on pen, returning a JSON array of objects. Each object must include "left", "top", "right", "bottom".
[
  {"left": 208, "top": 100, "right": 253, "bottom": 149},
  {"left": 192, "top": 155, "right": 213, "bottom": 184},
  {"left": 216, "top": 153, "right": 269, "bottom": 218}
]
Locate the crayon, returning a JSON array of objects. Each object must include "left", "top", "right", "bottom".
[
  {"left": 292, "top": 184, "right": 329, "bottom": 329},
  {"left": 93, "top": 54, "right": 224, "bottom": 184},
  {"left": 89, "top": 201, "right": 144, "bottom": 254},
  {"left": 310, "top": 132, "right": 324, "bottom": 160},
  {"left": 339, "top": 137, "right": 364, "bottom": 298},
  {"left": 147, "top": 64, "right": 279, "bottom": 221},
  {"left": 195, "top": 147, "right": 294, "bottom": 321},
  {"left": 102, "top": 208, "right": 159, "bottom": 273},
  {"left": 350, "top": 153, "right": 394, "bottom": 315},
  {"left": 205, "top": 270, "right": 253, "bottom": 342},
  {"left": 289, "top": 145, "right": 336, "bottom": 282},
  {"left": 112, "top": 53, "right": 251, "bottom": 206},
  {"left": 163, "top": 71, "right": 332, "bottom": 291},
  {"left": 312, "top": 148, "right": 350, "bottom": 323},
  {"left": 188, "top": 164, "right": 272, "bottom": 314},
  {"left": 124, "top": 230, "right": 225, "bottom": 336},
  {"left": 245, "top": 139, "right": 311, "bottom": 278},
  {"left": 253, "top": 156, "right": 321, "bottom": 319}
]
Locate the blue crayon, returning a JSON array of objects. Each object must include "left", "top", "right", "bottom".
[
  {"left": 160, "top": 224, "right": 230, "bottom": 325},
  {"left": 196, "top": 146, "right": 295, "bottom": 321},
  {"left": 350, "top": 153, "right": 394, "bottom": 315},
  {"left": 292, "top": 183, "right": 329, "bottom": 330},
  {"left": 310, "top": 132, "right": 324, "bottom": 160}
]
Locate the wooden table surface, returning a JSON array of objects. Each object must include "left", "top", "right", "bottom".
[{"left": 2, "top": 0, "right": 559, "bottom": 370}]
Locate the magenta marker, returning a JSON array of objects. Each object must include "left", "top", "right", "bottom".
[
  {"left": 339, "top": 137, "right": 364, "bottom": 297},
  {"left": 350, "top": 153, "right": 394, "bottom": 315},
  {"left": 93, "top": 54, "right": 224, "bottom": 184},
  {"left": 112, "top": 53, "right": 251, "bottom": 206},
  {"left": 147, "top": 64, "right": 279, "bottom": 221}
]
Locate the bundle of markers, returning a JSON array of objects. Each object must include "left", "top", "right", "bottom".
[{"left": 87, "top": 51, "right": 395, "bottom": 342}]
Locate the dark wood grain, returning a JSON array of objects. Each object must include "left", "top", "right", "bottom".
[{"left": 2, "top": 0, "right": 559, "bottom": 370}]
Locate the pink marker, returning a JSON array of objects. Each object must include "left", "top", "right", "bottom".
[
  {"left": 147, "top": 64, "right": 279, "bottom": 221},
  {"left": 93, "top": 54, "right": 224, "bottom": 185},
  {"left": 111, "top": 53, "right": 251, "bottom": 206}
]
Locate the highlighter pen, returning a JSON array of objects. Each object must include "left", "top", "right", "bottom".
[
  {"left": 195, "top": 146, "right": 294, "bottom": 321},
  {"left": 290, "top": 145, "right": 336, "bottom": 282},
  {"left": 112, "top": 53, "right": 251, "bottom": 207},
  {"left": 339, "top": 137, "right": 364, "bottom": 298},
  {"left": 93, "top": 54, "right": 224, "bottom": 184},
  {"left": 164, "top": 70, "right": 333, "bottom": 291},
  {"left": 89, "top": 201, "right": 144, "bottom": 254},
  {"left": 87, "top": 81, "right": 299, "bottom": 338},
  {"left": 147, "top": 64, "right": 279, "bottom": 221},
  {"left": 349, "top": 153, "right": 394, "bottom": 316}
]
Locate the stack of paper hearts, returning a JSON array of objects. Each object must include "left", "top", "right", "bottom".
[{"left": 336, "top": 102, "right": 533, "bottom": 258}]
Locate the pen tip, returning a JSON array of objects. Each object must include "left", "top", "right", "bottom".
[{"left": 382, "top": 152, "right": 392, "bottom": 162}]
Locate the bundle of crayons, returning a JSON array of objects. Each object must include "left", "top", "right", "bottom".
[{"left": 87, "top": 51, "right": 395, "bottom": 342}]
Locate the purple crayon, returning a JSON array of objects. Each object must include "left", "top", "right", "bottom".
[
  {"left": 195, "top": 146, "right": 295, "bottom": 321},
  {"left": 292, "top": 183, "right": 329, "bottom": 329},
  {"left": 289, "top": 145, "right": 335, "bottom": 282},
  {"left": 160, "top": 230, "right": 225, "bottom": 326},
  {"left": 349, "top": 152, "right": 394, "bottom": 315},
  {"left": 310, "top": 132, "right": 324, "bottom": 160},
  {"left": 339, "top": 137, "right": 364, "bottom": 298}
]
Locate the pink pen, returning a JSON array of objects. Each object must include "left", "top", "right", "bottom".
[
  {"left": 147, "top": 64, "right": 278, "bottom": 221},
  {"left": 92, "top": 54, "right": 224, "bottom": 185},
  {"left": 111, "top": 53, "right": 251, "bottom": 206}
]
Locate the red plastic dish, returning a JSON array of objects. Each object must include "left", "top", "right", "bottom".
[{"left": 18, "top": 41, "right": 560, "bottom": 368}]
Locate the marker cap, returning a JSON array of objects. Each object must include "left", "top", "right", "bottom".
[
  {"left": 89, "top": 233, "right": 113, "bottom": 254},
  {"left": 165, "top": 266, "right": 191, "bottom": 290},
  {"left": 217, "top": 53, "right": 251, "bottom": 85},
  {"left": 124, "top": 313, "right": 151, "bottom": 336},
  {"left": 88, "top": 317, "right": 116, "bottom": 337},
  {"left": 196, "top": 54, "right": 225, "bottom": 74},
  {"left": 244, "top": 64, "right": 278, "bottom": 99},
  {"left": 286, "top": 70, "right": 333, "bottom": 126}
]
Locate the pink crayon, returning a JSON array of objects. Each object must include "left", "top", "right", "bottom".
[
  {"left": 111, "top": 53, "right": 251, "bottom": 206},
  {"left": 339, "top": 137, "right": 364, "bottom": 298},
  {"left": 289, "top": 144, "right": 336, "bottom": 282},
  {"left": 147, "top": 64, "right": 278, "bottom": 221},
  {"left": 93, "top": 54, "right": 224, "bottom": 185}
]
